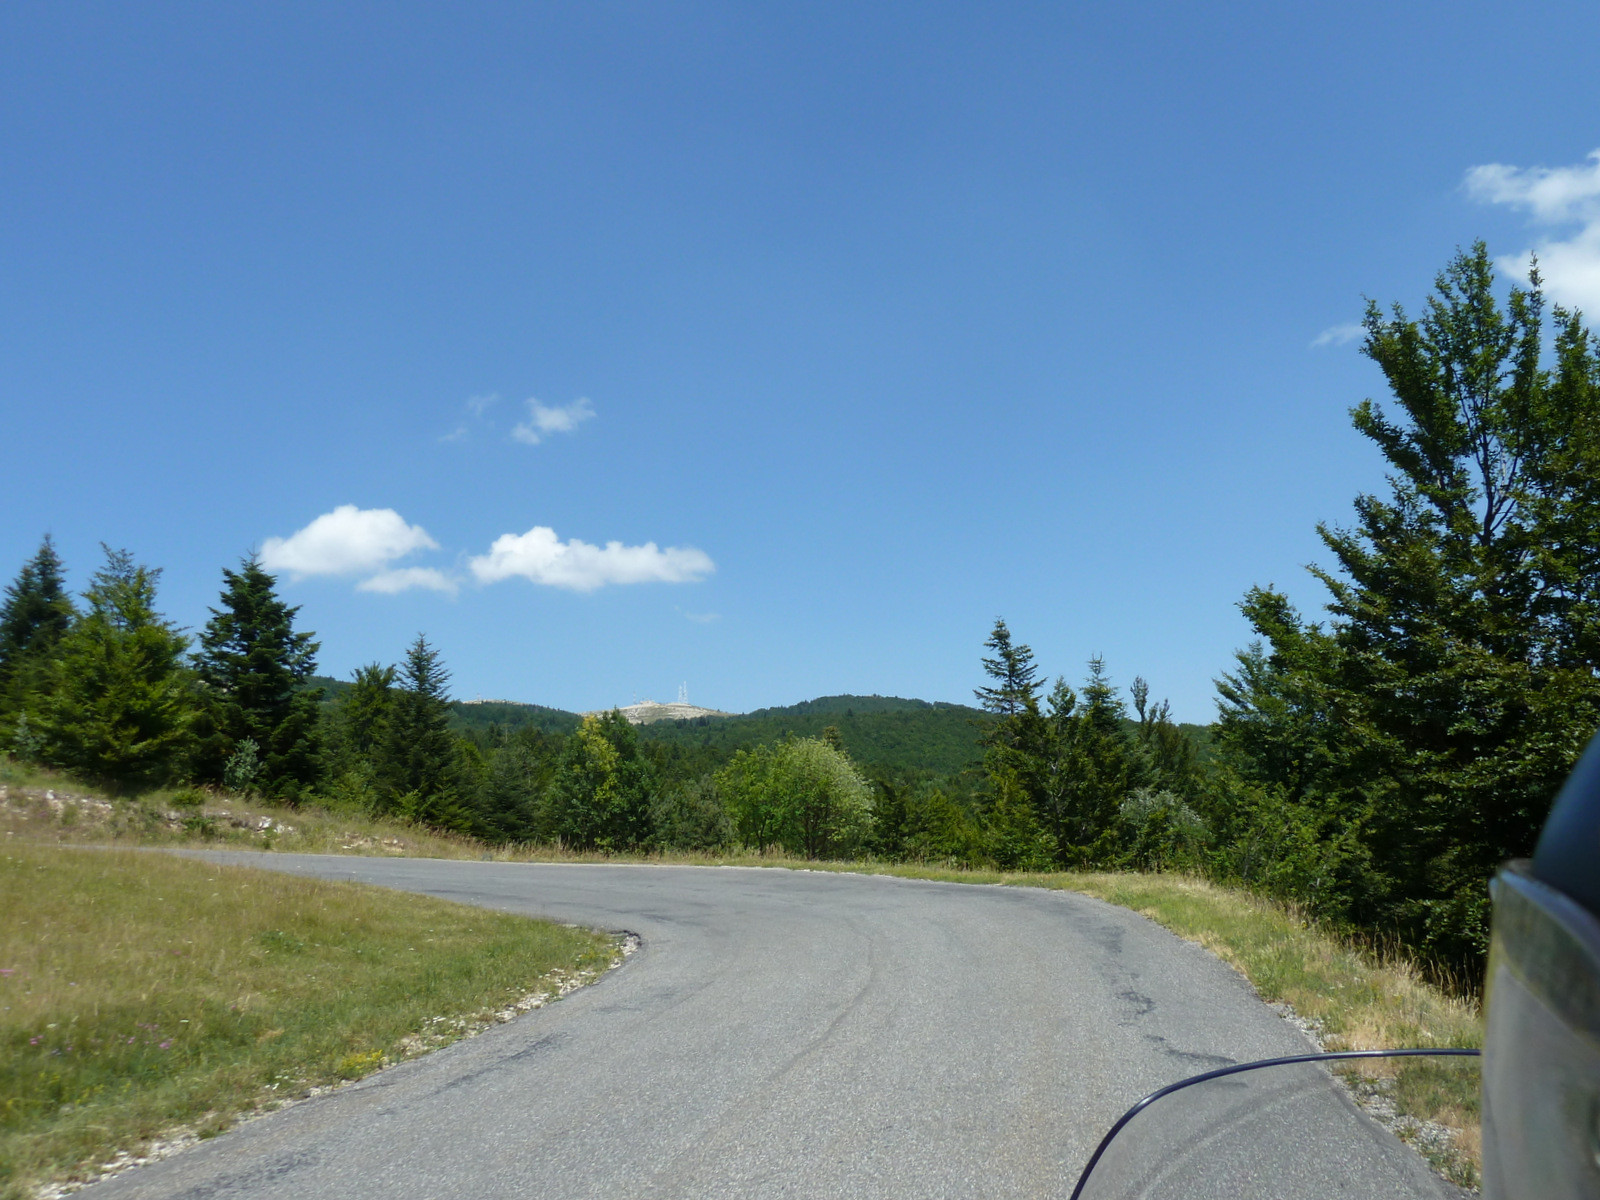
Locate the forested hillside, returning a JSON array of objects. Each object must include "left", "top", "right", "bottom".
[{"left": 635, "top": 696, "right": 988, "bottom": 777}]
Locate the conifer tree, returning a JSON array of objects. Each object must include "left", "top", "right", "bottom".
[
  {"left": 1040, "top": 659, "right": 1138, "bottom": 863},
  {"left": 194, "top": 556, "right": 322, "bottom": 801},
  {"left": 974, "top": 618, "right": 1041, "bottom": 716},
  {"left": 1217, "top": 244, "right": 1600, "bottom": 966},
  {"left": 326, "top": 661, "right": 392, "bottom": 764},
  {"left": 378, "top": 635, "right": 465, "bottom": 827},
  {"left": 0, "top": 536, "right": 75, "bottom": 749},
  {"left": 1130, "top": 676, "right": 1202, "bottom": 800},
  {"left": 41, "top": 547, "right": 197, "bottom": 791},
  {"left": 475, "top": 742, "right": 541, "bottom": 842}
]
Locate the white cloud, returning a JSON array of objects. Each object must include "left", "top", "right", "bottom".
[
  {"left": 261, "top": 506, "right": 439, "bottom": 579},
  {"left": 1466, "top": 149, "right": 1600, "bottom": 317},
  {"left": 357, "top": 567, "right": 459, "bottom": 596},
  {"left": 1311, "top": 322, "right": 1364, "bottom": 349},
  {"left": 470, "top": 526, "right": 715, "bottom": 592},
  {"left": 512, "top": 397, "right": 595, "bottom": 445},
  {"left": 440, "top": 392, "right": 501, "bottom": 443},
  {"left": 1465, "top": 151, "right": 1600, "bottom": 223}
]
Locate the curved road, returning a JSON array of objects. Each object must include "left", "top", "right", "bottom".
[{"left": 83, "top": 855, "right": 1455, "bottom": 1199}]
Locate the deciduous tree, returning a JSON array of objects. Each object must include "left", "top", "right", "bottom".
[{"left": 545, "top": 711, "right": 654, "bottom": 850}]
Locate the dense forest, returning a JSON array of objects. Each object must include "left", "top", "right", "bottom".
[{"left": 2, "top": 245, "right": 1595, "bottom": 977}]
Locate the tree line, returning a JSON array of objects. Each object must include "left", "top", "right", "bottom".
[
  {"left": 0, "top": 528, "right": 1186, "bottom": 870},
  {"left": 0, "top": 545, "right": 880, "bottom": 857}
]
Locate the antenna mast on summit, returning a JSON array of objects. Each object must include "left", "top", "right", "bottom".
[{"left": 678, "top": 682, "right": 688, "bottom": 706}]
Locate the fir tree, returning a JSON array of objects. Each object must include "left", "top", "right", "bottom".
[
  {"left": 974, "top": 618, "right": 1041, "bottom": 716},
  {"left": 41, "top": 547, "right": 197, "bottom": 791},
  {"left": 0, "top": 535, "right": 75, "bottom": 750},
  {"left": 378, "top": 635, "right": 465, "bottom": 827},
  {"left": 320, "top": 663, "right": 396, "bottom": 813},
  {"left": 474, "top": 742, "right": 542, "bottom": 841},
  {"left": 194, "top": 556, "right": 322, "bottom": 801},
  {"left": 1130, "top": 676, "right": 1202, "bottom": 800},
  {"left": 1217, "top": 244, "right": 1600, "bottom": 966},
  {"left": 1040, "top": 660, "right": 1138, "bottom": 864},
  {"left": 333, "top": 663, "right": 396, "bottom": 765}
]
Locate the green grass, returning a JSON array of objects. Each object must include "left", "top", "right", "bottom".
[{"left": 0, "top": 843, "right": 615, "bottom": 1199}]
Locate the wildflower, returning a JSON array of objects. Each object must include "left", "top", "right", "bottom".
[
  {"left": 159, "top": 1040, "right": 173, "bottom": 1050},
  {"left": 30, "top": 1036, "right": 40, "bottom": 1044},
  {"left": 0, "top": 968, "right": 15, "bottom": 976}
]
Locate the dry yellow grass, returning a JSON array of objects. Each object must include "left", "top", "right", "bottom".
[{"left": 0, "top": 842, "right": 614, "bottom": 1200}]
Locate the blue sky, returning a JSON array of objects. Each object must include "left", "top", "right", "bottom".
[{"left": 4, "top": 2, "right": 1599, "bottom": 722}]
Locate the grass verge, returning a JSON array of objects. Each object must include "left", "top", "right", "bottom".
[{"left": 0, "top": 843, "right": 615, "bottom": 1200}]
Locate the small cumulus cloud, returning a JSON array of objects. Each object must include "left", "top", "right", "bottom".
[
  {"left": 512, "top": 397, "right": 595, "bottom": 445},
  {"left": 261, "top": 505, "right": 441, "bottom": 588},
  {"left": 357, "top": 567, "right": 459, "bottom": 596},
  {"left": 1310, "top": 322, "right": 1364, "bottom": 349},
  {"left": 466, "top": 392, "right": 500, "bottom": 418},
  {"left": 1466, "top": 149, "right": 1600, "bottom": 318},
  {"left": 470, "top": 526, "right": 714, "bottom": 592},
  {"left": 681, "top": 610, "right": 721, "bottom": 624}
]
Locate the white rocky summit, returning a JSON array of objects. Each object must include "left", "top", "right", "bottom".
[{"left": 587, "top": 684, "right": 735, "bottom": 725}]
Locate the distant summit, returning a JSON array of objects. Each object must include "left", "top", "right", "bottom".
[
  {"left": 592, "top": 699, "right": 736, "bottom": 725},
  {"left": 587, "top": 684, "right": 736, "bottom": 726}
]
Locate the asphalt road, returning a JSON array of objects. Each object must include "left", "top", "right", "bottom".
[{"left": 81, "top": 855, "right": 1456, "bottom": 1199}]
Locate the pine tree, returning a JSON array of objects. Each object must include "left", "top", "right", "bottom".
[
  {"left": 41, "top": 547, "right": 197, "bottom": 791},
  {"left": 194, "top": 556, "right": 322, "bottom": 801},
  {"left": 0, "top": 536, "right": 75, "bottom": 750}
]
